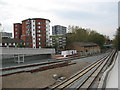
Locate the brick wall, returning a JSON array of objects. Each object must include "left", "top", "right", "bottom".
[{"left": 14, "top": 23, "right": 22, "bottom": 39}]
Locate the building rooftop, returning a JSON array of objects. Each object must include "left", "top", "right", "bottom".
[
  {"left": 0, "top": 32, "right": 12, "bottom": 38},
  {"left": 22, "top": 18, "right": 50, "bottom": 22},
  {"left": 52, "top": 25, "right": 67, "bottom": 27},
  {"left": 1, "top": 38, "right": 24, "bottom": 43},
  {"left": 74, "top": 42, "right": 98, "bottom": 47},
  {"left": 50, "top": 35, "right": 66, "bottom": 37},
  {"left": 13, "top": 23, "right": 22, "bottom": 25}
]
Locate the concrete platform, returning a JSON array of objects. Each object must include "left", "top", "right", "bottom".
[{"left": 106, "top": 51, "right": 119, "bottom": 88}]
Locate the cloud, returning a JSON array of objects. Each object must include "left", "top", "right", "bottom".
[{"left": 0, "top": 0, "right": 118, "bottom": 39}]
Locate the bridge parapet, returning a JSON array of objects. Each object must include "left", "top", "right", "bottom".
[{"left": 0, "top": 47, "right": 55, "bottom": 55}]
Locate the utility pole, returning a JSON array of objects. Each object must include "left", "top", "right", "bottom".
[
  {"left": 0, "top": 23, "right": 4, "bottom": 32},
  {"left": 0, "top": 23, "right": 2, "bottom": 32},
  {"left": 0, "top": 23, "right": 2, "bottom": 38}
]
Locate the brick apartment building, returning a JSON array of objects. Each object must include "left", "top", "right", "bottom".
[
  {"left": 14, "top": 23, "right": 22, "bottom": 39},
  {"left": 14, "top": 18, "right": 50, "bottom": 48}
]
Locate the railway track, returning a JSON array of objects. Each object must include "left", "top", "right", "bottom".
[
  {"left": 77, "top": 50, "right": 116, "bottom": 89},
  {"left": 49, "top": 50, "right": 116, "bottom": 89},
  {"left": 1, "top": 53, "right": 98, "bottom": 76},
  {"left": 1, "top": 59, "right": 71, "bottom": 76}
]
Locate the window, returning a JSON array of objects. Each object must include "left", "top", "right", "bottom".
[
  {"left": 37, "top": 34, "right": 42, "bottom": 37},
  {"left": 33, "top": 38, "right": 35, "bottom": 40},
  {"left": 15, "top": 25, "right": 17, "bottom": 27},
  {"left": 26, "top": 31, "right": 30, "bottom": 34},
  {"left": 33, "top": 29, "right": 35, "bottom": 31},
  {"left": 26, "top": 21, "right": 30, "bottom": 24},
  {"left": 5, "top": 43, "right": 7, "bottom": 46},
  {"left": 37, "top": 26, "right": 41, "bottom": 29},
  {"left": 26, "top": 39, "right": 29, "bottom": 41},
  {"left": 15, "top": 28, "right": 17, "bottom": 31},
  {"left": 26, "top": 42, "right": 29, "bottom": 46},
  {"left": 15, "top": 32, "right": 17, "bottom": 34},
  {"left": 26, "top": 37, "right": 29, "bottom": 41},
  {"left": 37, "top": 22, "right": 41, "bottom": 25},
  {"left": 16, "top": 36, "right": 17, "bottom": 38},
  {"left": 26, "top": 25, "right": 30, "bottom": 29},
  {"left": 37, "top": 30, "right": 41, "bottom": 33}
]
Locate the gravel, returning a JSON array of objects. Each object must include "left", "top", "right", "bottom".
[{"left": 2, "top": 61, "right": 90, "bottom": 88}]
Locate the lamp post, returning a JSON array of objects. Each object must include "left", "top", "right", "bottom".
[
  {"left": 0, "top": 23, "right": 4, "bottom": 32},
  {"left": 0, "top": 23, "right": 2, "bottom": 32},
  {"left": 0, "top": 23, "right": 2, "bottom": 38}
]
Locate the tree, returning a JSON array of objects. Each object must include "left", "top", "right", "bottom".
[
  {"left": 113, "top": 27, "right": 120, "bottom": 50},
  {"left": 88, "top": 31, "right": 105, "bottom": 47},
  {"left": 66, "top": 25, "right": 106, "bottom": 48},
  {"left": 104, "top": 35, "right": 111, "bottom": 44}
]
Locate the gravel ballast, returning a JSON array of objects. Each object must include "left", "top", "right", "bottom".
[{"left": 2, "top": 61, "right": 90, "bottom": 88}]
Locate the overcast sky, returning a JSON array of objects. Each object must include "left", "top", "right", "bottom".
[{"left": 0, "top": 0, "right": 119, "bottom": 39}]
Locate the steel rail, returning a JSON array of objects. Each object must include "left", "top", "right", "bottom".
[
  {"left": 77, "top": 50, "right": 116, "bottom": 89},
  {"left": 2, "top": 52, "right": 107, "bottom": 76},
  {"left": 1, "top": 60, "right": 69, "bottom": 76},
  {"left": 50, "top": 51, "right": 112, "bottom": 89}
]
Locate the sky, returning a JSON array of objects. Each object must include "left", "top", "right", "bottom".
[{"left": 0, "top": 0, "right": 119, "bottom": 39}]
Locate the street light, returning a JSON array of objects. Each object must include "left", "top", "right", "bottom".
[
  {"left": 0, "top": 23, "right": 3, "bottom": 32},
  {"left": 0, "top": 23, "right": 4, "bottom": 32}
]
